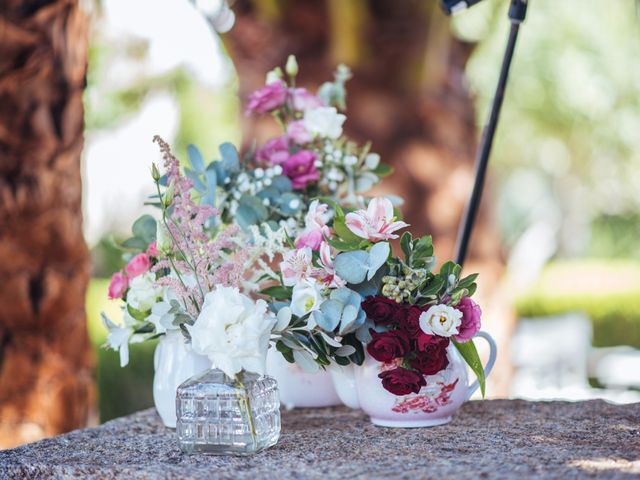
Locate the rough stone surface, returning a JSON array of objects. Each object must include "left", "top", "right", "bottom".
[{"left": 0, "top": 400, "right": 639, "bottom": 479}]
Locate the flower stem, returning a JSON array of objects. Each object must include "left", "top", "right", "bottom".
[{"left": 236, "top": 372, "right": 257, "bottom": 441}]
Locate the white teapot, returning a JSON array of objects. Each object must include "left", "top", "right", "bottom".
[{"left": 330, "top": 331, "right": 496, "bottom": 427}]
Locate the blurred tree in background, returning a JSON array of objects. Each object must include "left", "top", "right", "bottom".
[{"left": 0, "top": 0, "right": 93, "bottom": 447}]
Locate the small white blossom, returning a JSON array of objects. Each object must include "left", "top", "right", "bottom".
[
  {"left": 290, "top": 279, "right": 323, "bottom": 318},
  {"left": 419, "top": 304, "right": 463, "bottom": 338}
]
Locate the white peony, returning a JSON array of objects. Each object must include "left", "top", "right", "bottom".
[
  {"left": 290, "top": 279, "right": 323, "bottom": 318},
  {"left": 187, "top": 286, "right": 276, "bottom": 378},
  {"left": 126, "top": 272, "right": 161, "bottom": 312},
  {"left": 419, "top": 304, "right": 462, "bottom": 338},
  {"left": 303, "top": 107, "right": 346, "bottom": 139}
]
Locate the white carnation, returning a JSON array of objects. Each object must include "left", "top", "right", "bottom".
[
  {"left": 303, "top": 107, "right": 346, "bottom": 139},
  {"left": 187, "top": 286, "right": 276, "bottom": 378}
]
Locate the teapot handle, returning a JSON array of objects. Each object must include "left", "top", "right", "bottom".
[{"left": 466, "top": 331, "right": 497, "bottom": 400}]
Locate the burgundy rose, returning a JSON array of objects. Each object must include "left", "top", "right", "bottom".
[
  {"left": 378, "top": 367, "right": 426, "bottom": 396},
  {"left": 409, "top": 342, "right": 449, "bottom": 376},
  {"left": 399, "top": 306, "right": 422, "bottom": 336},
  {"left": 361, "top": 296, "right": 401, "bottom": 325},
  {"left": 282, "top": 150, "right": 320, "bottom": 189},
  {"left": 454, "top": 296, "right": 482, "bottom": 343},
  {"left": 416, "top": 333, "right": 450, "bottom": 352},
  {"left": 367, "top": 330, "right": 410, "bottom": 363}
]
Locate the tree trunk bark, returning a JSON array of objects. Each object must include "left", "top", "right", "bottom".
[
  {"left": 0, "top": 0, "right": 93, "bottom": 447},
  {"left": 224, "top": 0, "right": 513, "bottom": 395}
]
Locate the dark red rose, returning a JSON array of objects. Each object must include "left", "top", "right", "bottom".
[
  {"left": 399, "top": 306, "right": 423, "bottom": 337},
  {"left": 409, "top": 343, "right": 449, "bottom": 376},
  {"left": 378, "top": 367, "right": 427, "bottom": 396},
  {"left": 416, "top": 333, "right": 450, "bottom": 352},
  {"left": 367, "top": 329, "right": 411, "bottom": 362},
  {"left": 361, "top": 296, "right": 402, "bottom": 325}
]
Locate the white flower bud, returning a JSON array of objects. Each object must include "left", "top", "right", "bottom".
[{"left": 285, "top": 55, "right": 299, "bottom": 77}]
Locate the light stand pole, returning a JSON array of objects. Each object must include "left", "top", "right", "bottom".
[{"left": 442, "top": 0, "right": 529, "bottom": 267}]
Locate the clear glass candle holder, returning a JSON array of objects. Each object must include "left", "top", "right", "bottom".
[{"left": 176, "top": 369, "right": 280, "bottom": 455}]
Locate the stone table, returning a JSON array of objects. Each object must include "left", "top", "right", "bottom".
[{"left": 1, "top": 400, "right": 639, "bottom": 479}]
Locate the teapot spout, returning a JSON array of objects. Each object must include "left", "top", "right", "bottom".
[{"left": 329, "top": 364, "right": 361, "bottom": 409}]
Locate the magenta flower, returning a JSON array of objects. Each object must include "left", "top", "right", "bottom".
[
  {"left": 290, "top": 87, "right": 324, "bottom": 111},
  {"left": 282, "top": 150, "right": 320, "bottom": 189},
  {"left": 345, "top": 197, "right": 409, "bottom": 242},
  {"left": 256, "top": 136, "right": 290, "bottom": 166},
  {"left": 454, "top": 297, "right": 482, "bottom": 342},
  {"left": 108, "top": 271, "right": 128, "bottom": 300},
  {"left": 146, "top": 241, "right": 160, "bottom": 257},
  {"left": 246, "top": 80, "right": 287, "bottom": 113},
  {"left": 286, "top": 120, "right": 312, "bottom": 145},
  {"left": 125, "top": 253, "right": 151, "bottom": 279}
]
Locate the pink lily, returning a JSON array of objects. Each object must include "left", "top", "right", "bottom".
[{"left": 345, "top": 197, "right": 409, "bottom": 242}]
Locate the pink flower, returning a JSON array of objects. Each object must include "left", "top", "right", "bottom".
[
  {"left": 295, "top": 200, "right": 331, "bottom": 250},
  {"left": 125, "top": 253, "right": 151, "bottom": 279},
  {"left": 454, "top": 297, "right": 482, "bottom": 342},
  {"left": 282, "top": 150, "right": 320, "bottom": 189},
  {"left": 315, "top": 241, "right": 346, "bottom": 288},
  {"left": 246, "top": 80, "right": 287, "bottom": 113},
  {"left": 146, "top": 241, "right": 160, "bottom": 257},
  {"left": 256, "top": 136, "right": 290, "bottom": 166},
  {"left": 345, "top": 197, "right": 409, "bottom": 242},
  {"left": 108, "top": 271, "right": 128, "bottom": 300},
  {"left": 280, "top": 247, "right": 315, "bottom": 287},
  {"left": 290, "top": 87, "right": 324, "bottom": 111},
  {"left": 286, "top": 120, "right": 312, "bottom": 145}
]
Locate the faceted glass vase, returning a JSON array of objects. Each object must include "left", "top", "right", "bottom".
[{"left": 176, "top": 369, "right": 280, "bottom": 455}]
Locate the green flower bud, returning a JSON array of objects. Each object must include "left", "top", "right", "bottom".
[
  {"left": 285, "top": 55, "right": 299, "bottom": 77},
  {"left": 151, "top": 163, "right": 160, "bottom": 182}
]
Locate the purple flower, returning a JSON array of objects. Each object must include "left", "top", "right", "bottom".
[
  {"left": 286, "top": 120, "right": 312, "bottom": 145},
  {"left": 246, "top": 80, "right": 287, "bottom": 113},
  {"left": 290, "top": 87, "right": 324, "bottom": 111},
  {"left": 454, "top": 297, "right": 482, "bottom": 342},
  {"left": 256, "top": 136, "right": 290, "bottom": 165},
  {"left": 282, "top": 150, "right": 320, "bottom": 189}
]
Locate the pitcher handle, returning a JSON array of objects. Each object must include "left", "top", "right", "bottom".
[{"left": 466, "top": 331, "right": 497, "bottom": 400}]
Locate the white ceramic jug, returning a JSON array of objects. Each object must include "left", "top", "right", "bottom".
[
  {"left": 331, "top": 331, "right": 497, "bottom": 427},
  {"left": 153, "top": 330, "right": 211, "bottom": 428},
  {"left": 266, "top": 348, "right": 341, "bottom": 409}
]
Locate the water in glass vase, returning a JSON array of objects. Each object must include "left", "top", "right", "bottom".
[{"left": 176, "top": 369, "right": 280, "bottom": 455}]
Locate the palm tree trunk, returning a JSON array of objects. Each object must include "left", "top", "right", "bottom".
[
  {"left": 0, "top": 0, "right": 93, "bottom": 447},
  {"left": 224, "top": 0, "right": 513, "bottom": 395}
]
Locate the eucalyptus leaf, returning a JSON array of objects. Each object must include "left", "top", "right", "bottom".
[
  {"left": 131, "top": 214, "right": 156, "bottom": 244},
  {"left": 293, "top": 350, "right": 320, "bottom": 373},
  {"left": 187, "top": 144, "right": 205, "bottom": 173},
  {"left": 219, "top": 142, "right": 240, "bottom": 173},
  {"left": 334, "top": 250, "right": 369, "bottom": 284},
  {"left": 367, "top": 242, "right": 390, "bottom": 280}
]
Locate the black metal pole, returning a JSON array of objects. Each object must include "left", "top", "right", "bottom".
[{"left": 454, "top": 0, "right": 528, "bottom": 266}]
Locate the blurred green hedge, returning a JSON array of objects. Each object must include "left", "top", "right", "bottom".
[{"left": 515, "top": 261, "right": 640, "bottom": 348}]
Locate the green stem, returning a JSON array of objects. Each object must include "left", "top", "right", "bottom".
[{"left": 236, "top": 372, "right": 256, "bottom": 440}]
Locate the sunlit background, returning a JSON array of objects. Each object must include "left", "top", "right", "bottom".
[{"left": 83, "top": 0, "right": 640, "bottom": 421}]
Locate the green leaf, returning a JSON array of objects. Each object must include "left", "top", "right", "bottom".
[
  {"left": 333, "top": 214, "right": 361, "bottom": 243},
  {"left": 275, "top": 340, "right": 294, "bottom": 363},
  {"left": 260, "top": 285, "right": 293, "bottom": 300},
  {"left": 121, "top": 236, "right": 148, "bottom": 250},
  {"left": 131, "top": 214, "right": 157, "bottom": 244},
  {"left": 372, "top": 163, "right": 393, "bottom": 177},
  {"left": 400, "top": 232, "right": 412, "bottom": 260},
  {"left": 453, "top": 339, "right": 486, "bottom": 397},
  {"left": 127, "top": 304, "right": 149, "bottom": 322}
]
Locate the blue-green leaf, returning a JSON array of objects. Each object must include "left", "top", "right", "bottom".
[
  {"left": 187, "top": 144, "right": 205, "bottom": 173},
  {"left": 219, "top": 142, "right": 240, "bottom": 173}
]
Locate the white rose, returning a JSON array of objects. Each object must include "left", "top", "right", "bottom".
[
  {"left": 187, "top": 286, "right": 276, "bottom": 378},
  {"left": 419, "top": 304, "right": 462, "bottom": 338},
  {"left": 126, "top": 272, "right": 161, "bottom": 312},
  {"left": 303, "top": 107, "right": 346, "bottom": 139},
  {"left": 290, "top": 279, "right": 323, "bottom": 318}
]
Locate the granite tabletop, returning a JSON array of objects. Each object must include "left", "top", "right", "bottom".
[{"left": 1, "top": 400, "right": 638, "bottom": 479}]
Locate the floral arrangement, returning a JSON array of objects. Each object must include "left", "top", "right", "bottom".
[
  {"left": 261, "top": 196, "right": 487, "bottom": 396},
  {"left": 102, "top": 55, "right": 486, "bottom": 399}
]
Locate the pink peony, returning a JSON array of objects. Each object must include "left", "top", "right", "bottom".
[
  {"left": 454, "top": 297, "right": 482, "bottom": 342},
  {"left": 108, "top": 271, "right": 128, "bottom": 300},
  {"left": 290, "top": 88, "right": 324, "bottom": 111},
  {"left": 345, "top": 197, "right": 409, "bottom": 242},
  {"left": 286, "top": 120, "right": 312, "bottom": 145},
  {"left": 282, "top": 150, "right": 320, "bottom": 189},
  {"left": 125, "top": 253, "right": 151, "bottom": 279},
  {"left": 146, "top": 241, "right": 160, "bottom": 257},
  {"left": 256, "top": 136, "right": 290, "bottom": 166},
  {"left": 246, "top": 80, "right": 287, "bottom": 113}
]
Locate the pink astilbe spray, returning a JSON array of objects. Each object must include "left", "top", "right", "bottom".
[{"left": 151, "top": 136, "right": 251, "bottom": 316}]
